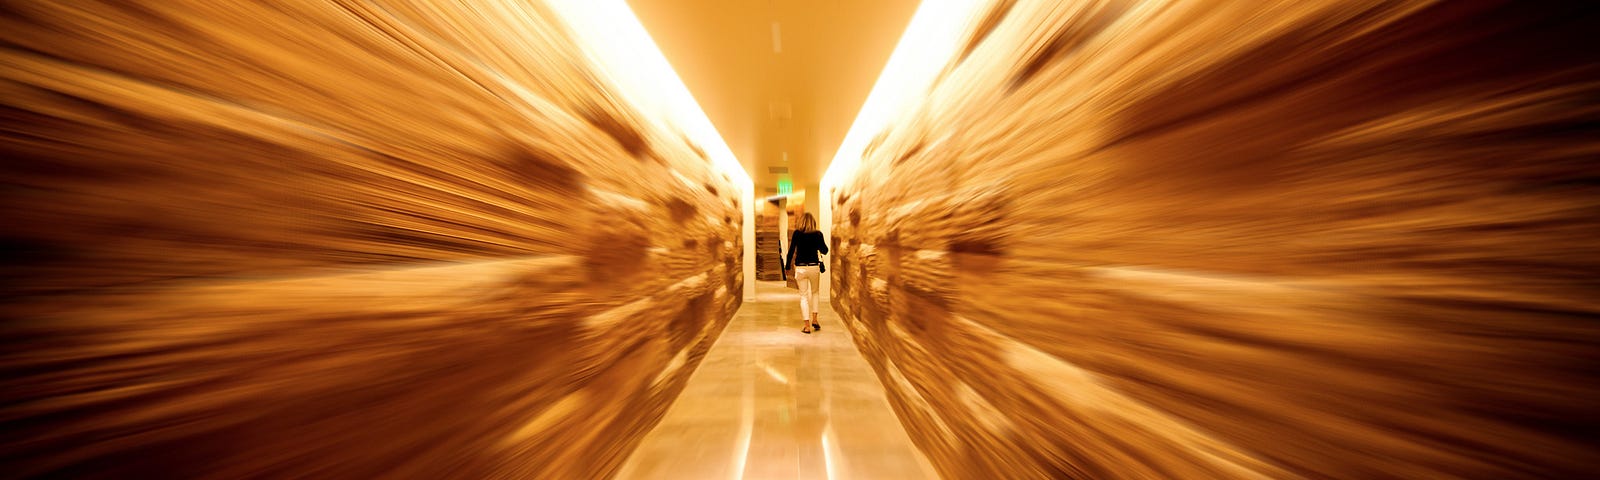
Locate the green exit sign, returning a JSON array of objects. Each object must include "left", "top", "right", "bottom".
[{"left": 777, "top": 179, "right": 792, "bottom": 195}]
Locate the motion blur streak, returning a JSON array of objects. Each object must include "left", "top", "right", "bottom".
[
  {"left": 1, "top": 0, "right": 746, "bottom": 478},
  {"left": 2, "top": 0, "right": 1598, "bottom": 478},
  {"left": 824, "top": 0, "right": 1599, "bottom": 479}
]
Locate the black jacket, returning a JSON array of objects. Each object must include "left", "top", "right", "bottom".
[{"left": 785, "top": 230, "right": 828, "bottom": 269}]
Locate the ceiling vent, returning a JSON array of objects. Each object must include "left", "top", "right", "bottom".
[
  {"left": 768, "top": 101, "right": 792, "bottom": 121},
  {"left": 767, "top": 166, "right": 789, "bottom": 174}
]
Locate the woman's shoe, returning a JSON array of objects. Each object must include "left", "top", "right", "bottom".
[
  {"left": 812, "top": 322, "right": 821, "bottom": 331},
  {"left": 801, "top": 326, "right": 812, "bottom": 334}
]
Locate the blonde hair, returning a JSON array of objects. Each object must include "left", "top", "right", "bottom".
[{"left": 796, "top": 212, "right": 818, "bottom": 233}]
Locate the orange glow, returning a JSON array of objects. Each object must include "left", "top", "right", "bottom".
[{"left": 3, "top": 0, "right": 1597, "bottom": 478}]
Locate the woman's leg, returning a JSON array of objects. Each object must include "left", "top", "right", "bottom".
[
  {"left": 806, "top": 269, "right": 820, "bottom": 329},
  {"left": 797, "top": 266, "right": 814, "bottom": 330}
]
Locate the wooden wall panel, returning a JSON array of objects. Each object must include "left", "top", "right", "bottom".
[
  {"left": 0, "top": 1, "right": 742, "bottom": 478},
  {"left": 829, "top": 0, "right": 1599, "bottom": 478}
]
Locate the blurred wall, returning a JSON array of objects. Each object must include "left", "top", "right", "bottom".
[
  {"left": 827, "top": 0, "right": 1599, "bottom": 478},
  {"left": 1, "top": 1, "right": 743, "bottom": 478}
]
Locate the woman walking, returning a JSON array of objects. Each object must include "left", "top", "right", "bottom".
[{"left": 785, "top": 212, "right": 828, "bottom": 334}]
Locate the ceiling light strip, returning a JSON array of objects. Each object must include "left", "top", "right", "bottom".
[
  {"left": 545, "top": 0, "right": 753, "bottom": 192},
  {"left": 820, "top": 0, "right": 986, "bottom": 191}
]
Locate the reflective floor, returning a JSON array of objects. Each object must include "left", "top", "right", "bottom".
[{"left": 615, "top": 281, "right": 939, "bottom": 479}]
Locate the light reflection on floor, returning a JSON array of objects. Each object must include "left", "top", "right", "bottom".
[{"left": 615, "top": 281, "right": 938, "bottom": 479}]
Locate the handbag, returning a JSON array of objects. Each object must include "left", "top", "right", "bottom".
[{"left": 784, "top": 268, "right": 798, "bottom": 289}]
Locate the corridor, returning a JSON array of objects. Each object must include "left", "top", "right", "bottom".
[
  {"left": 2, "top": 0, "right": 1597, "bottom": 478},
  {"left": 616, "top": 282, "right": 936, "bottom": 479}
]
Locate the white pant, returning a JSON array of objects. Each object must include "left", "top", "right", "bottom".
[{"left": 795, "top": 265, "right": 819, "bottom": 318}]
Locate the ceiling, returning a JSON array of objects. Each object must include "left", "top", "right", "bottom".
[{"left": 628, "top": 0, "right": 921, "bottom": 202}]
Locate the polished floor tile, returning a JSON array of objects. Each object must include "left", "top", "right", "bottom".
[{"left": 614, "top": 282, "right": 939, "bottom": 480}]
